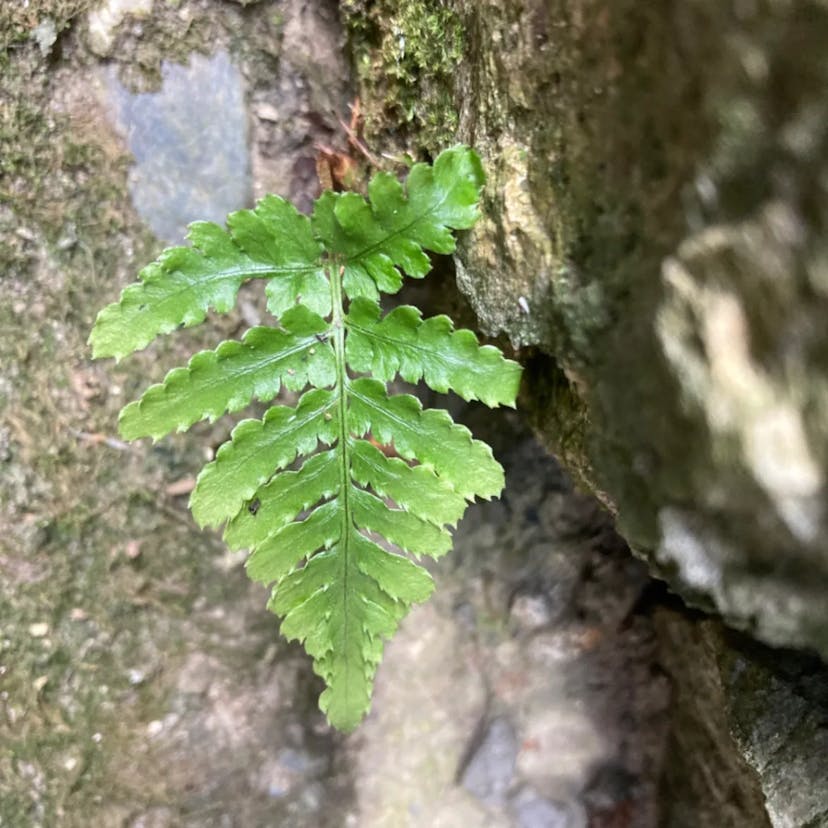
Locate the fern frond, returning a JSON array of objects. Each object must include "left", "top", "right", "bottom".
[
  {"left": 90, "top": 145, "right": 523, "bottom": 731},
  {"left": 272, "top": 536, "right": 406, "bottom": 731},
  {"left": 348, "top": 378, "right": 504, "bottom": 500},
  {"left": 246, "top": 498, "right": 341, "bottom": 584},
  {"left": 346, "top": 297, "right": 521, "bottom": 406},
  {"left": 89, "top": 197, "right": 324, "bottom": 361},
  {"left": 349, "top": 439, "right": 468, "bottom": 527},
  {"left": 190, "top": 389, "right": 338, "bottom": 527},
  {"left": 119, "top": 305, "right": 334, "bottom": 441},
  {"left": 224, "top": 450, "right": 339, "bottom": 550},
  {"left": 312, "top": 146, "right": 485, "bottom": 301}
]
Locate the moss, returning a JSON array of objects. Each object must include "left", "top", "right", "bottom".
[
  {"left": 1, "top": 13, "right": 217, "bottom": 823},
  {"left": 0, "top": 2, "right": 352, "bottom": 822},
  {"left": 0, "top": 0, "right": 92, "bottom": 49},
  {"left": 341, "top": 0, "right": 464, "bottom": 153}
]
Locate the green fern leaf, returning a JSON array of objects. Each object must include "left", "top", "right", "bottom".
[
  {"left": 348, "top": 378, "right": 504, "bottom": 501},
  {"left": 89, "top": 197, "right": 325, "bottom": 360},
  {"left": 190, "top": 388, "right": 338, "bottom": 527},
  {"left": 311, "top": 146, "right": 485, "bottom": 301},
  {"left": 346, "top": 297, "right": 522, "bottom": 406},
  {"left": 223, "top": 450, "right": 339, "bottom": 550},
  {"left": 90, "top": 145, "right": 522, "bottom": 731},
  {"left": 349, "top": 438, "right": 468, "bottom": 527},
  {"left": 119, "top": 305, "right": 335, "bottom": 441}
]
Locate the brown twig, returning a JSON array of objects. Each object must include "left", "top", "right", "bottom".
[{"left": 69, "top": 428, "right": 130, "bottom": 451}]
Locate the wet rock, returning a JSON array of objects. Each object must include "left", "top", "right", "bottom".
[{"left": 460, "top": 717, "right": 518, "bottom": 805}]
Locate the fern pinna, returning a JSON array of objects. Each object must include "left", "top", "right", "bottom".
[{"left": 90, "top": 146, "right": 522, "bottom": 731}]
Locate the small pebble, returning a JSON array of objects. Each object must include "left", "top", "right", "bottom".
[
  {"left": 461, "top": 717, "right": 518, "bottom": 804},
  {"left": 512, "top": 787, "right": 587, "bottom": 828}
]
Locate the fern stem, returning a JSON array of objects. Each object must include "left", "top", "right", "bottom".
[
  {"left": 330, "top": 260, "right": 354, "bottom": 697},
  {"left": 329, "top": 260, "right": 351, "bottom": 496}
]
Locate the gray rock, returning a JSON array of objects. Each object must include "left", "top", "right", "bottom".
[
  {"left": 448, "top": 0, "right": 828, "bottom": 662},
  {"left": 349, "top": 2, "right": 828, "bottom": 822},
  {"left": 345, "top": 435, "right": 668, "bottom": 826},
  {"left": 511, "top": 787, "right": 586, "bottom": 828},
  {"left": 103, "top": 51, "right": 251, "bottom": 244},
  {"left": 31, "top": 19, "right": 57, "bottom": 57},
  {"left": 655, "top": 609, "right": 774, "bottom": 828},
  {"left": 258, "top": 748, "right": 328, "bottom": 799},
  {"left": 509, "top": 593, "right": 554, "bottom": 633},
  {"left": 460, "top": 717, "right": 518, "bottom": 805},
  {"left": 721, "top": 643, "right": 828, "bottom": 828},
  {"left": 86, "top": 0, "right": 154, "bottom": 57}
]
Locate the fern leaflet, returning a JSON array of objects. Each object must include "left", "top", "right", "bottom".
[{"left": 90, "top": 146, "right": 522, "bottom": 731}]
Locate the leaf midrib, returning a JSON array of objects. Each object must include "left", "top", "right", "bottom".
[
  {"left": 162, "top": 335, "right": 324, "bottom": 413},
  {"left": 348, "top": 319, "right": 491, "bottom": 376},
  {"left": 130, "top": 261, "right": 321, "bottom": 314},
  {"left": 330, "top": 261, "right": 357, "bottom": 720}
]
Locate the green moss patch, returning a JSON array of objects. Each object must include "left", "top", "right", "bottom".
[{"left": 341, "top": 0, "right": 464, "bottom": 152}]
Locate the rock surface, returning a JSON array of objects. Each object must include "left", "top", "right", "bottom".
[
  {"left": 3, "top": 1, "right": 826, "bottom": 825},
  {"left": 346, "top": 430, "right": 675, "bottom": 827},
  {"left": 103, "top": 50, "right": 251, "bottom": 244},
  {"left": 655, "top": 608, "right": 828, "bottom": 828},
  {"left": 0, "top": 1, "right": 681, "bottom": 824},
  {"left": 344, "top": 1, "right": 828, "bottom": 825},
  {"left": 1, "top": 1, "right": 354, "bottom": 823},
  {"left": 442, "top": 0, "right": 828, "bottom": 662}
]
